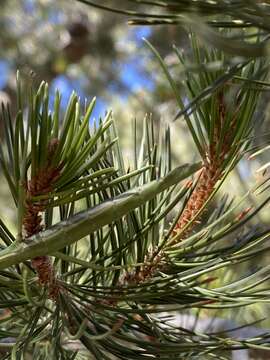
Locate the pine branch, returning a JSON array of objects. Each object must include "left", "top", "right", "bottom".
[
  {"left": 0, "top": 163, "right": 200, "bottom": 270},
  {"left": 0, "top": 37, "right": 269, "bottom": 358}
]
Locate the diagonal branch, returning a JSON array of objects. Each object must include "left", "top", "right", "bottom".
[{"left": 0, "top": 163, "right": 201, "bottom": 270}]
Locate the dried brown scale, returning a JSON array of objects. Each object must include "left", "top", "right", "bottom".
[
  {"left": 23, "top": 138, "right": 62, "bottom": 300},
  {"left": 100, "top": 251, "right": 165, "bottom": 307},
  {"left": 27, "top": 167, "right": 61, "bottom": 197},
  {"left": 23, "top": 201, "right": 43, "bottom": 236},
  {"left": 171, "top": 166, "right": 219, "bottom": 241},
  {"left": 99, "top": 250, "right": 164, "bottom": 306},
  {"left": 171, "top": 92, "right": 238, "bottom": 243},
  {"left": 31, "top": 255, "right": 59, "bottom": 299}
]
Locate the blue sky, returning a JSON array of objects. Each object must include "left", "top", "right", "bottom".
[
  {"left": 0, "top": 61, "right": 11, "bottom": 89},
  {"left": 49, "top": 75, "right": 108, "bottom": 120}
]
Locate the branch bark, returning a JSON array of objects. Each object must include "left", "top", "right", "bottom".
[{"left": 0, "top": 163, "right": 201, "bottom": 270}]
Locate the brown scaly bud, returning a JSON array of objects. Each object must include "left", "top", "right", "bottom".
[
  {"left": 118, "top": 249, "right": 164, "bottom": 287},
  {"left": 31, "top": 255, "right": 60, "bottom": 300},
  {"left": 171, "top": 91, "right": 240, "bottom": 245},
  {"left": 23, "top": 138, "right": 62, "bottom": 300}
]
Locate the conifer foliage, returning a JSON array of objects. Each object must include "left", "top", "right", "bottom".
[{"left": 0, "top": 2, "right": 270, "bottom": 359}]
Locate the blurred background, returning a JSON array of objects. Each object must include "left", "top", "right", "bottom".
[
  {"left": 1, "top": 1, "right": 270, "bottom": 359},
  {"left": 0, "top": 0, "right": 196, "bottom": 223}
]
